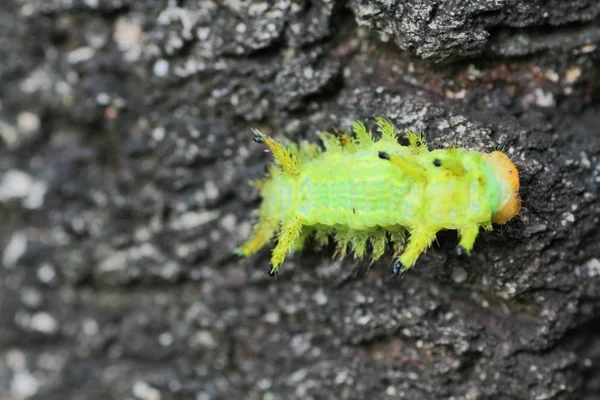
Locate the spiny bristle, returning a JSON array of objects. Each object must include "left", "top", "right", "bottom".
[
  {"left": 319, "top": 131, "right": 343, "bottom": 153},
  {"left": 376, "top": 116, "right": 398, "bottom": 142},
  {"left": 351, "top": 232, "right": 369, "bottom": 260},
  {"left": 333, "top": 230, "right": 351, "bottom": 259},
  {"left": 406, "top": 130, "right": 427, "bottom": 154},
  {"left": 351, "top": 121, "right": 373, "bottom": 148},
  {"left": 252, "top": 129, "right": 299, "bottom": 175},
  {"left": 369, "top": 230, "right": 388, "bottom": 264}
]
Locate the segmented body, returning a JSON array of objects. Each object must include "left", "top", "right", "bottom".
[
  {"left": 238, "top": 118, "right": 521, "bottom": 276},
  {"left": 265, "top": 144, "right": 498, "bottom": 230}
]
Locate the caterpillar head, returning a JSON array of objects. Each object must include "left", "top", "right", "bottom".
[{"left": 483, "top": 151, "right": 521, "bottom": 224}]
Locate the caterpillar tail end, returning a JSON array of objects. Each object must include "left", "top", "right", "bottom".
[{"left": 483, "top": 151, "right": 521, "bottom": 224}]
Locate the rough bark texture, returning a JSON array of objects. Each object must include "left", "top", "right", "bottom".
[{"left": 1, "top": 0, "right": 600, "bottom": 399}]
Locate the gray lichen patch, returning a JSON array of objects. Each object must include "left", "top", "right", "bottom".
[{"left": 349, "top": 0, "right": 600, "bottom": 62}]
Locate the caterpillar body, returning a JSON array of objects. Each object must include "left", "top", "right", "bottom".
[{"left": 238, "top": 117, "right": 521, "bottom": 276}]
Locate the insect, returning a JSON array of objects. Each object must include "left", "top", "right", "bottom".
[{"left": 237, "top": 117, "right": 521, "bottom": 277}]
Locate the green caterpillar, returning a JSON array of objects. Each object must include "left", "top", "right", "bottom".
[{"left": 238, "top": 117, "right": 521, "bottom": 276}]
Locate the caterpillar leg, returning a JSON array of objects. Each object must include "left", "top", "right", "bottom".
[
  {"left": 389, "top": 229, "right": 406, "bottom": 254},
  {"left": 270, "top": 217, "right": 303, "bottom": 275},
  {"left": 393, "top": 228, "right": 437, "bottom": 277},
  {"left": 237, "top": 216, "right": 278, "bottom": 257},
  {"left": 314, "top": 226, "right": 333, "bottom": 248},
  {"left": 457, "top": 225, "right": 480, "bottom": 256},
  {"left": 350, "top": 230, "right": 370, "bottom": 261},
  {"left": 252, "top": 129, "right": 299, "bottom": 175},
  {"left": 292, "top": 227, "right": 314, "bottom": 253},
  {"left": 369, "top": 229, "right": 388, "bottom": 264},
  {"left": 333, "top": 228, "right": 352, "bottom": 259}
]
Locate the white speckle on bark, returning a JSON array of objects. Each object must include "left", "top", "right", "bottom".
[
  {"left": 20, "top": 288, "right": 42, "bottom": 308},
  {"left": 11, "top": 370, "right": 39, "bottom": 399},
  {"left": 204, "top": 181, "right": 219, "bottom": 200},
  {"left": 3, "top": 232, "right": 28, "bottom": 268},
  {"left": 158, "top": 332, "right": 174, "bottom": 347},
  {"left": 580, "top": 152, "right": 591, "bottom": 169},
  {"left": 544, "top": 70, "right": 559, "bottom": 82},
  {"left": 169, "top": 211, "right": 219, "bottom": 231},
  {"left": 287, "top": 368, "right": 308, "bottom": 384},
  {"left": 23, "top": 180, "right": 47, "bottom": 209},
  {"left": 152, "top": 127, "right": 165, "bottom": 141},
  {"left": 220, "top": 214, "right": 237, "bottom": 232},
  {"left": 564, "top": 67, "right": 581, "bottom": 84},
  {"left": 30, "top": 312, "right": 59, "bottom": 334},
  {"left": 190, "top": 330, "right": 217, "bottom": 348},
  {"left": 264, "top": 311, "right": 280, "bottom": 324},
  {"left": 0, "top": 170, "right": 34, "bottom": 201},
  {"left": 114, "top": 16, "right": 143, "bottom": 61},
  {"left": 153, "top": 59, "right": 169, "bottom": 77},
  {"left": 560, "top": 212, "right": 575, "bottom": 226},
  {"left": 67, "top": 47, "right": 95, "bottom": 64},
  {"left": 17, "top": 112, "right": 41, "bottom": 133},
  {"left": 334, "top": 370, "right": 348, "bottom": 385},
  {"left": 452, "top": 267, "right": 468, "bottom": 283},
  {"left": 83, "top": 318, "right": 99, "bottom": 336},
  {"left": 533, "top": 88, "right": 555, "bottom": 107},
  {"left": 313, "top": 289, "right": 328, "bottom": 305},
  {"left": 37, "top": 263, "right": 56, "bottom": 284},
  {"left": 133, "top": 381, "right": 161, "bottom": 400},
  {"left": 0, "top": 170, "right": 47, "bottom": 209},
  {"left": 584, "top": 258, "right": 600, "bottom": 277},
  {"left": 96, "top": 92, "right": 110, "bottom": 105}
]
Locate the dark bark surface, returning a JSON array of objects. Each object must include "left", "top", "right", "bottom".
[{"left": 1, "top": 1, "right": 599, "bottom": 399}]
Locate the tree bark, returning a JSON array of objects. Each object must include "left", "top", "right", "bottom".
[{"left": 1, "top": 1, "right": 599, "bottom": 399}]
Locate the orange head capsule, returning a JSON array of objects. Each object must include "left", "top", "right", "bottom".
[{"left": 483, "top": 151, "right": 521, "bottom": 224}]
